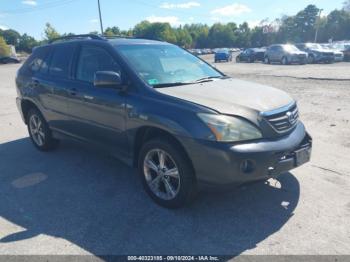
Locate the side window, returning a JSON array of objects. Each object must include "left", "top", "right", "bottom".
[
  {"left": 28, "top": 48, "right": 49, "bottom": 73},
  {"left": 49, "top": 45, "right": 75, "bottom": 78},
  {"left": 39, "top": 49, "right": 52, "bottom": 75},
  {"left": 76, "top": 46, "right": 120, "bottom": 83}
]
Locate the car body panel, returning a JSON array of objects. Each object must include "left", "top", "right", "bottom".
[
  {"left": 16, "top": 37, "right": 312, "bottom": 187},
  {"left": 156, "top": 78, "right": 294, "bottom": 116}
]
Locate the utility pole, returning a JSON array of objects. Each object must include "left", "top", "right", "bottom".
[
  {"left": 314, "top": 8, "right": 323, "bottom": 43},
  {"left": 98, "top": 0, "right": 104, "bottom": 35}
]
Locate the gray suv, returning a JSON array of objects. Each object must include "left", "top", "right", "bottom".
[
  {"left": 16, "top": 35, "right": 312, "bottom": 208},
  {"left": 264, "top": 44, "right": 308, "bottom": 65}
]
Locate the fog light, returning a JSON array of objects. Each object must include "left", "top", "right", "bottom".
[{"left": 240, "top": 160, "right": 255, "bottom": 174}]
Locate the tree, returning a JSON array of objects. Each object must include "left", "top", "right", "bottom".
[
  {"left": 208, "top": 23, "right": 235, "bottom": 48},
  {"left": 322, "top": 10, "right": 350, "bottom": 41},
  {"left": 344, "top": 0, "right": 350, "bottom": 11},
  {"left": 44, "top": 23, "right": 60, "bottom": 41},
  {"left": 0, "top": 36, "right": 10, "bottom": 57},
  {"left": 133, "top": 21, "right": 177, "bottom": 43},
  {"left": 104, "top": 26, "right": 121, "bottom": 36},
  {"left": 0, "top": 29, "right": 21, "bottom": 46},
  {"left": 175, "top": 27, "right": 192, "bottom": 48},
  {"left": 18, "top": 34, "right": 38, "bottom": 53}
]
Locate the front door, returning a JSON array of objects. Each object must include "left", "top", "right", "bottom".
[{"left": 65, "top": 44, "right": 128, "bottom": 157}]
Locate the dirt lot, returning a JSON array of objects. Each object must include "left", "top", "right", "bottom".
[{"left": 0, "top": 60, "right": 350, "bottom": 256}]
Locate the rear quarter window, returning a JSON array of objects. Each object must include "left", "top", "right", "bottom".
[{"left": 21, "top": 47, "right": 50, "bottom": 75}]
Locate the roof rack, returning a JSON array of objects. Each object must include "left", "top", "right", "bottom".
[
  {"left": 102, "top": 35, "right": 136, "bottom": 39},
  {"left": 49, "top": 34, "right": 105, "bottom": 44}
]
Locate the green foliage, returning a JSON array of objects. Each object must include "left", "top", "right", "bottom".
[
  {"left": 18, "top": 34, "right": 39, "bottom": 53},
  {"left": 44, "top": 23, "right": 60, "bottom": 41},
  {"left": 344, "top": 0, "right": 350, "bottom": 11},
  {"left": 0, "top": 36, "right": 11, "bottom": 57},
  {"left": 134, "top": 21, "right": 177, "bottom": 43},
  {"left": 1, "top": 3, "right": 350, "bottom": 54},
  {"left": 0, "top": 29, "right": 21, "bottom": 46}
]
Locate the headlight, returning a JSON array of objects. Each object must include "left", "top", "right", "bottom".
[{"left": 198, "top": 113, "right": 262, "bottom": 142}]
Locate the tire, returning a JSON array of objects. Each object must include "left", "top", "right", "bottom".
[
  {"left": 281, "top": 56, "right": 289, "bottom": 65},
  {"left": 249, "top": 57, "right": 255, "bottom": 63},
  {"left": 138, "top": 138, "right": 196, "bottom": 208},
  {"left": 308, "top": 55, "right": 315, "bottom": 64},
  {"left": 264, "top": 56, "right": 270, "bottom": 64},
  {"left": 27, "top": 108, "right": 59, "bottom": 151}
]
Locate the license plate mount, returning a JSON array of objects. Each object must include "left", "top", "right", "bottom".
[{"left": 295, "top": 146, "right": 311, "bottom": 166}]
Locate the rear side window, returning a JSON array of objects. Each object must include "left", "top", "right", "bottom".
[
  {"left": 76, "top": 45, "right": 120, "bottom": 83},
  {"left": 27, "top": 47, "right": 49, "bottom": 73},
  {"left": 49, "top": 45, "right": 75, "bottom": 78}
]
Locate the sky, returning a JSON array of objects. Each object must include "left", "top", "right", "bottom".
[{"left": 0, "top": 0, "right": 345, "bottom": 39}]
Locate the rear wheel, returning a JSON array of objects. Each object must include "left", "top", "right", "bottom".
[
  {"left": 138, "top": 138, "right": 196, "bottom": 208},
  {"left": 27, "top": 108, "right": 59, "bottom": 151},
  {"left": 308, "top": 55, "right": 315, "bottom": 64},
  {"left": 281, "top": 56, "right": 289, "bottom": 65}
]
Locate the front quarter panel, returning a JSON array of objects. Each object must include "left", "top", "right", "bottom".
[{"left": 125, "top": 91, "right": 214, "bottom": 141}]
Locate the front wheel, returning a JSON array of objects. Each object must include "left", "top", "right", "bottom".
[
  {"left": 308, "top": 55, "right": 315, "bottom": 64},
  {"left": 281, "top": 56, "right": 289, "bottom": 65},
  {"left": 138, "top": 138, "right": 196, "bottom": 208},
  {"left": 27, "top": 108, "right": 59, "bottom": 151},
  {"left": 264, "top": 56, "right": 270, "bottom": 64}
]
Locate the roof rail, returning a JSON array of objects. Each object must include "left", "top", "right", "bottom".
[
  {"left": 102, "top": 35, "right": 136, "bottom": 39},
  {"left": 48, "top": 34, "right": 105, "bottom": 44}
]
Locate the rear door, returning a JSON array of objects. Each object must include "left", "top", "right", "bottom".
[
  {"left": 269, "top": 46, "right": 279, "bottom": 61},
  {"left": 65, "top": 43, "right": 128, "bottom": 156},
  {"left": 31, "top": 43, "right": 77, "bottom": 131}
]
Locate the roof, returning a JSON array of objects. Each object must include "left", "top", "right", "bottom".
[{"left": 108, "top": 38, "right": 170, "bottom": 46}]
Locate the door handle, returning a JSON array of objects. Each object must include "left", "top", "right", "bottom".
[
  {"left": 83, "top": 95, "right": 94, "bottom": 100},
  {"left": 69, "top": 88, "right": 78, "bottom": 96},
  {"left": 31, "top": 78, "right": 39, "bottom": 88}
]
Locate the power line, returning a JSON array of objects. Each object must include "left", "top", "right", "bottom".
[
  {"left": 131, "top": 0, "right": 210, "bottom": 19},
  {"left": 2, "top": 0, "right": 81, "bottom": 14}
]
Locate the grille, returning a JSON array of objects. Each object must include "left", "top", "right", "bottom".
[{"left": 263, "top": 103, "right": 299, "bottom": 133}]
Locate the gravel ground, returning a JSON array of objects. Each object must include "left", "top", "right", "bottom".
[{"left": 0, "top": 60, "right": 349, "bottom": 257}]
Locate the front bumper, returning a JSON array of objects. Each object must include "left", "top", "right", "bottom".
[
  {"left": 290, "top": 55, "right": 307, "bottom": 63},
  {"left": 315, "top": 55, "right": 335, "bottom": 63},
  {"left": 180, "top": 122, "right": 312, "bottom": 187}
]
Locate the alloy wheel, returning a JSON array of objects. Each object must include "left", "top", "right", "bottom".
[
  {"left": 143, "top": 149, "right": 180, "bottom": 200},
  {"left": 29, "top": 114, "right": 45, "bottom": 146}
]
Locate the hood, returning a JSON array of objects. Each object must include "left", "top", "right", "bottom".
[
  {"left": 156, "top": 78, "right": 294, "bottom": 118},
  {"left": 313, "top": 49, "right": 334, "bottom": 54},
  {"left": 292, "top": 51, "right": 307, "bottom": 55}
]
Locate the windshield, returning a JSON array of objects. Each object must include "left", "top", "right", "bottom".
[
  {"left": 306, "top": 43, "right": 322, "bottom": 49},
  {"left": 283, "top": 45, "right": 299, "bottom": 52},
  {"left": 217, "top": 49, "right": 229, "bottom": 53},
  {"left": 116, "top": 44, "right": 222, "bottom": 87}
]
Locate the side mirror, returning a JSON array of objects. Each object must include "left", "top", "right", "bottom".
[{"left": 94, "top": 71, "right": 124, "bottom": 89}]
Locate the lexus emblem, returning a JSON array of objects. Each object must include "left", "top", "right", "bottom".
[{"left": 286, "top": 111, "right": 293, "bottom": 124}]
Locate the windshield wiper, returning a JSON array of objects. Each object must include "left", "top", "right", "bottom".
[
  {"left": 194, "top": 76, "right": 228, "bottom": 83},
  {"left": 153, "top": 82, "right": 193, "bottom": 88}
]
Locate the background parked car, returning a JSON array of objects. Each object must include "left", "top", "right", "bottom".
[
  {"left": 214, "top": 48, "right": 232, "bottom": 63},
  {"left": 236, "top": 48, "right": 266, "bottom": 63},
  {"left": 264, "top": 44, "right": 308, "bottom": 65},
  {"left": 321, "top": 44, "right": 344, "bottom": 62},
  {"left": 295, "top": 43, "right": 335, "bottom": 63},
  {"left": 333, "top": 43, "right": 350, "bottom": 61},
  {"left": 0, "top": 56, "right": 21, "bottom": 64}
]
